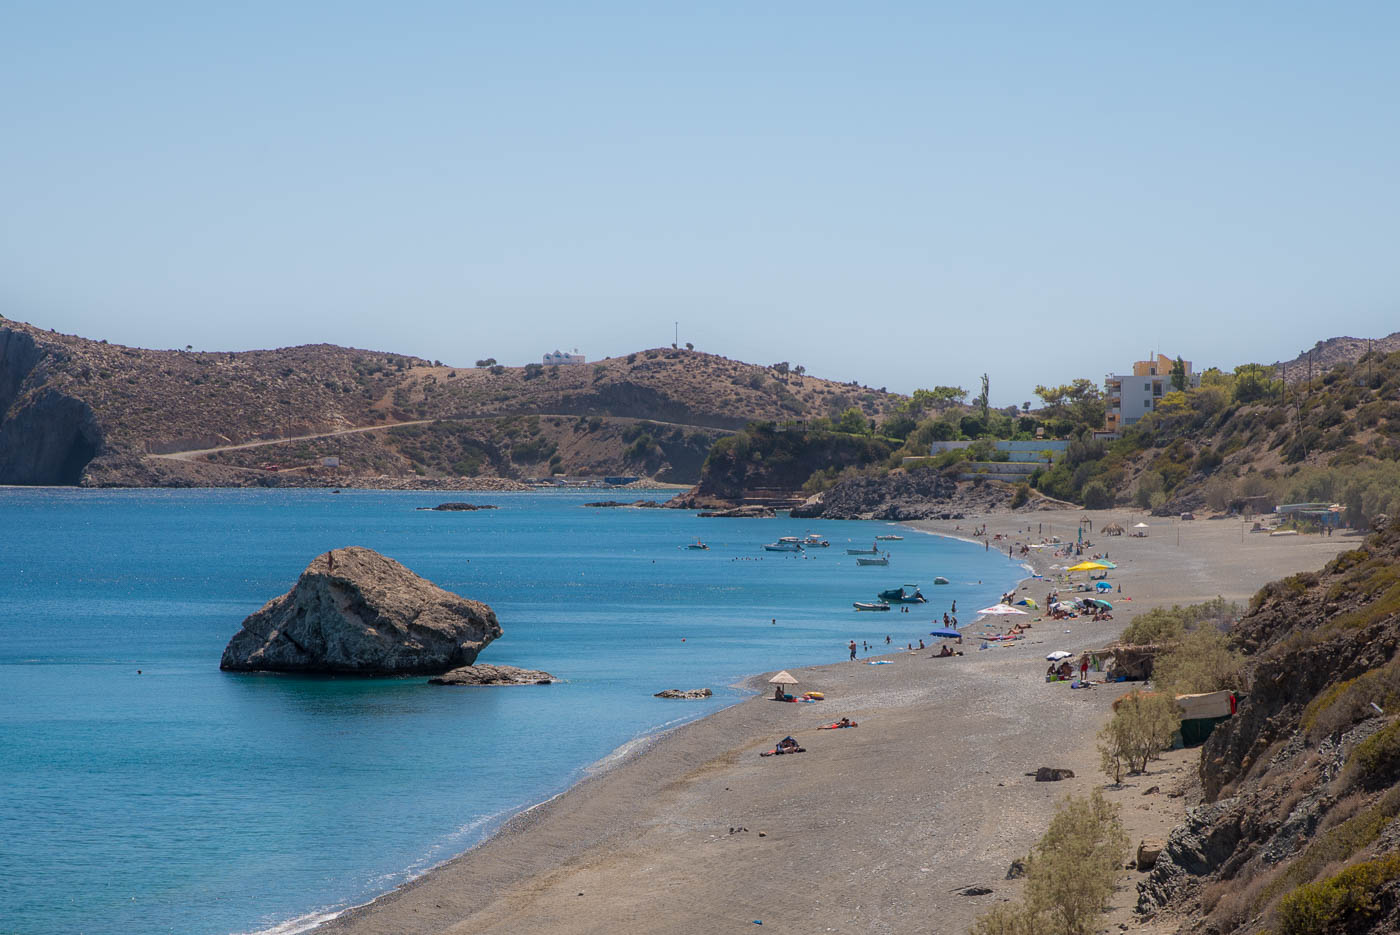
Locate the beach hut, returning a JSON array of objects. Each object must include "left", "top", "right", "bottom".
[
  {"left": 1103, "top": 522, "right": 1125, "bottom": 536},
  {"left": 1176, "top": 691, "right": 1237, "bottom": 745}
]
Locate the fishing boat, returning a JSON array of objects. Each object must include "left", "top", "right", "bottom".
[
  {"left": 853, "top": 601, "right": 891, "bottom": 612},
  {"left": 856, "top": 555, "right": 889, "bottom": 566},
  {"left": 764, "top": 537, "right": 804, "bottom": 552},
  {"left": 874, "top": 534, "right": 904, "bottom": 541},
  {"left": 683, "top": 541, "right": 709, "bottom": 550},
  {"left": 878, "top": 585, "right": 926, "bottom": 604},
  {"left": 845, "top": 545, "right": 880, "bottom": 555},
  {"left": 801, "top": 533, "right": 830, "bottom": 548},
  {"left": 933, "top": 576, "right": 950, "bottom": 585}
]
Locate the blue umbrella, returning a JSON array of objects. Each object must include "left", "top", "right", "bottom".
[
  {"left": 1095, "top": 581, "right": 1113, "bottom": 591},
  {"left": 929, "top": 628, "right": 962, "bottom": 639}
]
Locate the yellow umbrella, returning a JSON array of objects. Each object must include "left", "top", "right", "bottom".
[{"left": 1067, "top": 561, "right": 1109, "bottom": 572}]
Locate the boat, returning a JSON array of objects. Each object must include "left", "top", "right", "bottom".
[
  {"left": 933, "top": 576, "right": 950, "bottom": 585},
  {"left": 856, "top": 555, "right": 890, "bottom": 566},
  {"left": 878, "top": 585, "right": 926, "bottom": 604},
  {"left": 764, "top": 537, "right": 804, "bottom": 552},
  {"left": 801, "top": 533, "right": 830, "bottom": 547},
  {"left": 846, "top": 546, "right": 880, "bottom": 555},
  {"left": 853, "top": 601, "right": 891, "bottom": 612},
  {"left": 874, "top": 534, "right": 904, "bottom": 541},
  {"left": 684, "top": 541, "right": 709, "bottom": 550}
]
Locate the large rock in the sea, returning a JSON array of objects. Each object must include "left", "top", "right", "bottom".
[
  {"left": 220, "top": 547, "right": 500, "bottom": 674},
  {"left": 429, "top": 664, "right": 556, "bottom": 685}
]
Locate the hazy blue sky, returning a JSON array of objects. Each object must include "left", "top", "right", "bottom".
[{"left": 3, "top": 2, "right": 1397, "bottom": 406}]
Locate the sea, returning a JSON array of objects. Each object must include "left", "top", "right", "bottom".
[{"left": 0, "top": 488, "right": 1022, "bottom": 935}]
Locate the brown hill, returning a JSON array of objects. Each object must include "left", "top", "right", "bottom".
[
  {"left": 1273, "top": 332, "right": 1400, "bottom": 383},
  {"left": 1139, "top": 515, "right": 1400, "bottom": 934},
  {"left": 0, "top": 318, "right": 903, "bottom": 486}
]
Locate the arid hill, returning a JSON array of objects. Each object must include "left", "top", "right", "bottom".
[
  {"left": 1140, "top": 515, "right": 1400, "bottom": 934},
  {"left": 0, "top": 317, "right": 903, "bottom": 486},
  {"left": 1274, "top": 333, "right": 1400, "bottom": 383}
]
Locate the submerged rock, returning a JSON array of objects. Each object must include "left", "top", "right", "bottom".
[
  {"left": 429, "top": 664, "right": 556, "bottom": 685},
  {"left": 653, "top": 688, "right": 713, "bottom": 699},
  {"left": 420, "top": 502, "right": 497, "bottom": 511},
  {"left": 220, "top": 547, "right": 501, "bottom": 675}
]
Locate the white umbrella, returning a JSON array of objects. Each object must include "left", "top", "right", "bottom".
[
  {"left": 1134, "top": 522, "right": 1150, "bottom": 528},
  {"left": 977, "top": 603, "right": 1028, "bottom": 616},
  {"left": 1046, "top": 651, "right": 1072, "bottom": 661},
  {"left": 768, "top": 670, "right": 799, "bottom": 686}
]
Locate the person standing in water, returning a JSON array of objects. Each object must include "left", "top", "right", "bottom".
[{"left": 849, "top": 640, "right": 857, "bottom": 661}]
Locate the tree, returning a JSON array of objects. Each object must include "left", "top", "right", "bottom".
[
  {"left": 475, "top": 358, "right": 497, "bottom": 368},
  {"left": 1233, "top": 363, "right": 1282, "bottom": 403},
  {"left": 879, "top": 411, "right": 917, "bottom": 440},
  {"left": 1035, "top": 379, "right": 1106, "bottom": 427},
  {"left": 1024, "top": 791, "right": 1129, "bottom": 935},
  {"left": 1170, "top": 356, "right": 1187, "bottom": 392},
  {"left": 979, "top": 374, "right": 990, "bottom": 422},
  {"left": 836, "top": 407, "right": 868, "bottom": 434},
  {"left": 1098, "top": 691, "right": 1178, "bottom": 781},
  {"left": 771, "top": 361, "right": 790, "bottom": 376}
]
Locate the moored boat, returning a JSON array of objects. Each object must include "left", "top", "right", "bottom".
[
  {"left": 933, "top": 576, "right": 950, "bottom": 585},
  {"left": 878, "top": 585, "right": 926, "bottom": 604},
  {"left": 684, "top": 540, "right": 709, "bottom": 550},
  {"left": 874, "top": 534, "right": 904, "bottom": 541},
  {"left": 856, "top": 555, "right": 889, "bottom": 566},
  {"left": 845, "top": 546, "right": 880, "bottom": 555},
  {"left": 764, "top": 537, "right": 804, "bottom": 552},
  {"left": 801, "top": 533, "right": 830, "bottom": 547},
  {"left": 853, "top": 601, "right": 891, "bottom": 611}
]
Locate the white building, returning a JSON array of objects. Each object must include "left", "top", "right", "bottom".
[
  {"left": 543, "top": 349, "right": 586, "bottom": 365},
  {"left": 1105, "top": 354, "right": 1201, "bottom": 430}
]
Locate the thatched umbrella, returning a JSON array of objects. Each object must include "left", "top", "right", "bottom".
[{"left": 1103, "top": 522, "right": 1125, "bottom": 536}]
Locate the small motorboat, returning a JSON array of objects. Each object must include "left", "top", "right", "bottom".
[
  {"left": 802, "top": 533, "right": 830, "bottom": 547},
  {"left": 853, "top": 601, "right": 891, "bottom": 612},
  {"left": 878, "top": 585, "right": 926, "bottom": 604},
  {"left": 856, "top": 555, "right": 889, "bottom": 566},
  {"left": 764, "top": 537, "right": 804, "bottom": 552},
  {"left": 684, "top": 540, "right": 709, "bottom": 550},
  {"left": 933, "top": 576, "right": 950, "bottom": 585},
  {"left": 846, "top": 546, "right": 880, "bottom": 555},
  {"left": 874, "top": 534, "right": 903, "bottom": 541}
]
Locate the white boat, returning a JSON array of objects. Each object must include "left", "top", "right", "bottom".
[
  {"left": 856, "top": 555, "right": 890, "bottom": 566},
  {"left": 875, "top": 534, "right": 903, "bottom": 541},
  {"left": 802, "top": 533, "right": 830, "bottom": 547},
  {"left": 853, "top": 601, "right": 891, "bottom": 611},
  {"left": 764, "top": 537, "right": 804, "bottom": 552},
  {"left": 846, "top": 546, "right": 880, "bottom": 555}
]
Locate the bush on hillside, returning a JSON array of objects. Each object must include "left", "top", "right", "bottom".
[
  {"left": 1153, "top": 627, "right": 1245, "bottom": 697},
  {"left": 1098, "top": 691, "right": 1178, "bottom": 782},
  {"left": 1274, "top": 854, "right": 1400, "bottom": 935}
]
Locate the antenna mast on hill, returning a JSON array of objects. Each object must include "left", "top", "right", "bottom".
[{"left": 674, "top": 321, "right": 679, "bottom": 348}]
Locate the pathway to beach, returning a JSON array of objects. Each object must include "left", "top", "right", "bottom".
[{"left": 319, "top": 509, "right": 1352, "bottom": 935}]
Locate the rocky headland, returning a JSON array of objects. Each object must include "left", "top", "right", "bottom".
[
  {"left": 220, "top": 547, "right": 501, "bottom": 675},
  {"left": 429, "top": 664, "right": 557, "bottom": 686}
]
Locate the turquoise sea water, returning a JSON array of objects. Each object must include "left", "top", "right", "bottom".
[{"left": 0, "top": 488, "right": 1020, "bottom": 935}]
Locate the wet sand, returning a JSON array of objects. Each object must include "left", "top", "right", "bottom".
[{"left": 318, "top": 509, "right": 1352, "bottom": 935}]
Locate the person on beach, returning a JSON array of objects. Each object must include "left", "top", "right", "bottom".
[
  {"left": 885, "top": 635, "right": 891, "bottom": 644},
  {"left": 1079, "top": 656, "right": 1090, "bottom": 681},
  {"left": 918, "top": 639, "right": 925, "bottom": 650},
  {"left": 951, "top": 600, "right": 956, "bottom": 613},
  {"left": 849, "top": 640, "right": 857, "bottom": 661}
]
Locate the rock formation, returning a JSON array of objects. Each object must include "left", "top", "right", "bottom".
[
  {"left": 653, "top": 688, "right": 713, "bottom": 699},
  {"left": 220, "top": 547, "right": 500, "bottom": 675},
  {"left": 429, "top": 664, "right": 556, "bottom": 685},
  {"left": 419, "top": 502, "right": 498, "bottom": 511}
]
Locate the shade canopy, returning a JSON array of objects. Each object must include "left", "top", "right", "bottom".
[
  {"left": 1046, "top": 650, "right": 1073, "bottom": 661},
  {"left": 929, "top": 628, "right": 962, "bottom": 639},
  {"left": 1068, "top": 561, "right": 1109, "bottom": 572},
  {"left": 977, "top": 603, "right": 1028, "bottom": 616},
  {"left": 768, "top": 670, "right": 799, "bottom": 685},
  {"left": 1015, "top": 598, "right": 1039, "bottom": 608},
  {"left": 1090, "top": 598, "right": 1113, "bottom": 609},
  {"left": 1134, "top": 522, "right": 1150, "bottom": 528},
  {"left": 1095, "top": 581, "right": 1114, "bottom": 591}
]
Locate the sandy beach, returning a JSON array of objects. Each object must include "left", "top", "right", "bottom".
[{"left": 318, "top": 509, "right": 1353, "bottom": 935}]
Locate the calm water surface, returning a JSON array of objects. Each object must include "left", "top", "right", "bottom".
[{"left": 0, "top": 488, "right": 1020, "bottom": 935}]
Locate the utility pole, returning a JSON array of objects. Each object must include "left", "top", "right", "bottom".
[{"left": 674, "top": 321, "right": 678, "bottom": 348}]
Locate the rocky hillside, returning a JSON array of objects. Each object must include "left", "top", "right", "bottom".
[
  {"left": 1274, "top": 333, "right": 1400, "bottom": 383},
  {"left": 1139, "top": 515, "right": 1400, "bottom": 934},
  {"left": 0, "top": 318, "right": 903, "bottom": 486}
]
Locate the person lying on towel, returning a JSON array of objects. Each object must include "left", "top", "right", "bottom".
[
  {"left": 760, "top": 736, "right": 807, "bottom": 756},
  {"left": 819, "top": 717, "right": 858, "bottom": 729}
]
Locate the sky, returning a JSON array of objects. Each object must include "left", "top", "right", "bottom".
[{"left": 2, "top": 2, "right": 1398, "bottom": 407}]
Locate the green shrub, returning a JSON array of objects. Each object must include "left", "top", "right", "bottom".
[
  {"left": 1275, "top": 854, "right": 1400, "bottom": 935},
  {"left": 1011, "top": 483, "right": 1029, "bottom": 508},
  {"left": 1348, "top": 719, "right": 1400, "bottom": 787},
  {"left": 1153, "top": 627, "right": 1245, "bottom": 697},
  {"left": 1080, "top": 480, "right": 1111, "bottom": 509},
  {"left": 1098, "top": 691, "right": 1178, "bottom": 782}
]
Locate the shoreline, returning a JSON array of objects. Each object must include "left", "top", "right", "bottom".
[{"left": 308, "top": 508, "right": 1354, "bottom": 935}]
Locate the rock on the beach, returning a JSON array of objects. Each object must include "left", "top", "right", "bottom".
[
  {"left": 429, "top": 664, "right": 556, "bottom": 685},
  {"left": 653, "top": 688, "right": 713, "bottom": 699},
  {"left": 1137, "top": 838, "right": 1166, "bottom": 871},
  {"left": 1033, "top": 767, "right": 1076, "bottom": 782},
  {"left": 220, "top": 547, "right": 501, "bottom": 675}
]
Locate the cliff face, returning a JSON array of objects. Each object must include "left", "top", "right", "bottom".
[
  {"left": 0, "top": 328, "right": 103, "bottom": 485},
  {"left": 1140, "top": 518, "right": 1400, "bottom": 934}
]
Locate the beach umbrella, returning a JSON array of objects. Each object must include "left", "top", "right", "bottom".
[
  {"left": 768, "top": 670, "right": 799, "bottom": 686},
  {"left": 1067, "top": 561, "right": 1109, "bottom": 572},
  {"left": 1095, "top": 581, "right": 1113, "bottom": 592},
  {"left": 1094, "top": 560, "right": 1118, "bottom": 569},
  {"left": 1134, "top": 522, "right": 1150, "bottom": 529},
  {"left": 1015, "top": 598, "right": 1039, "bottom": 608},
  {"left": 977, "top": 603, "right": 1028, "bottom": 616},
  {"left": 1046, "top": 650, "right": 1072, "bottom": 661},
  {"left": 1090, "top": 598, "right": 1113, "bottom": 609},
  {"left": 929, "top": 628, "right": 961, "bottom": 639}
]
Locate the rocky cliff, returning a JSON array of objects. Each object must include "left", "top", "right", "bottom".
[
  {"left": 220, "top": 547, "right": 500, "bottom": 675},
  {"left": 1140, "top": 517, "right": 1400, "bottom": 934},
  {"left": 790, "top": 470, "right": 964, "bottom": 520},
  {"left": 0, "top": 327, "right": 103, "bottom": 485}
]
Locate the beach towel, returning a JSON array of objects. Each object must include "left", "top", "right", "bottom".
[
  {"left": 868, "top": 660, "right": 893, "bottom": 665},
  {"left": 818, "top": 722, "right": 857, "bottom": 729}
]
